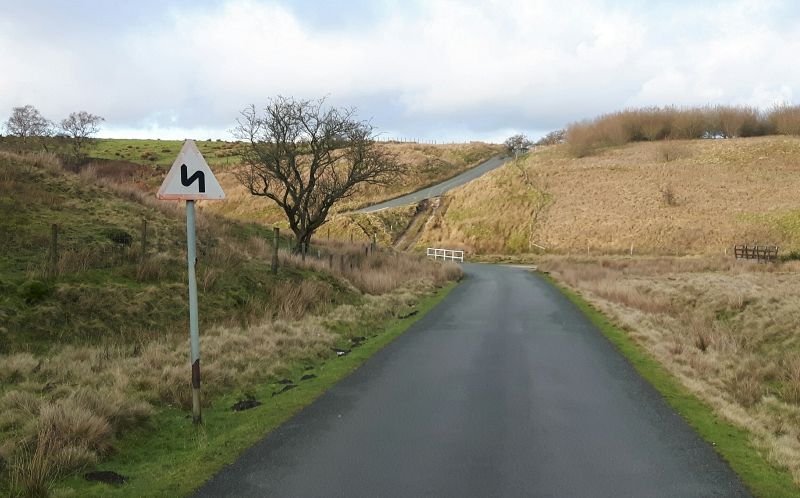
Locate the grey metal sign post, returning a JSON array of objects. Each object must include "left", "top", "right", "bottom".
[{"left": 157, "top": 140, "right": 225, "bottom": 424}]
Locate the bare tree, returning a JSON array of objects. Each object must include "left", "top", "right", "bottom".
[
  {"left": 504, "top": 134, "right": 532, "bottom": 157},
  {"left": 60, "top": 111, "right": 104, "bottom": 160},
  {"left": 535, "top": 129, "right": 565, "bottom": 146},
  {"left": 4, "top": 105, "right": 52, "bottom": 146},
  {"left": 234, "top": 97, "right": 402, "bottom": 251}
]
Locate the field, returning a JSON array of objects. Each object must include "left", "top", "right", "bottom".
[
  {"left": 540, "top": 256, "right": 800, "bottom": 490},
  {"left": 414, "top": 136, "right": 800, "bottom": 255},
  {"left": 91, "top": 139, "right": 243, "bottom": 169},
  {"left": 0, "top": 149, "right": 462, "bottom": 496}
]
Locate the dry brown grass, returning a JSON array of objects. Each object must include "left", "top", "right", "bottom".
[
  {"left": 279, "top": 244, "right": 462, "bottom": 295},
  {"left": 0, "top": 249, "right": 458, "bottom": 494},
  {"left": 1, "top": 384, "right": 150, "bottom": 497},
  {"left": 540, "top": 256, "right": 800, "bottom": 484},
  {"left": 417, "top": 136, "right": 800, "bottom": 255},
  {"left": 416, "top": 157, "right": 548, "bottom": 254}
]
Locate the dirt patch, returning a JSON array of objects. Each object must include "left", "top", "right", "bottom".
[
  {"left": 272, "top": 384, "right": 297, "bottom": 396},
  {"left": 84, "top": 470, "right": 127, "bottom": 486},
  {"left": 232, "top": 399, "right": 262, "bottom": 411}
]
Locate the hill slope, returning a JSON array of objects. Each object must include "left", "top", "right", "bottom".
[
  {"left": 415, "top": 136, "right": 800, "bottom": 255},
  {"left": 85, "top": 138, "right": 501, "bottom": 245}
]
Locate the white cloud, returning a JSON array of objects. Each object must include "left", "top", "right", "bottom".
[{"left": 2, "top": 0, "right": 800, "bottom": 140}]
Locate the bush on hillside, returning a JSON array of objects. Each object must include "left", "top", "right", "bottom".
[
  {"left": 768, "top": 104, "right": 800, "bottom": 135},
  {"left": 535, "top": 129, "right": 565, "bottom": 146},
  {"left": 565, "top": 104, "right": 800, "bottom": 157}
]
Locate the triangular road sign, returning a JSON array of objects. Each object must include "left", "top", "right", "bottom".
[{"left": 157, "top": 139, "right": 225, "bottom": 200}]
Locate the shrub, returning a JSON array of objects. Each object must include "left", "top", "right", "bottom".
[
  {"left": 535, "top": 129, "right": 565, "bottom": 146},
  {"left": 781, "top": 250, "right": 800, "bottom": 262},
  {"left": 659, "top": 185, "right": 678, "bottom": 206},
  {"left": 670, "top": 108, "right": 708, "bottom": 139},
  {"left": 103, "top": 228, "right": 133, "bottom": 247},
  {"left": 565, "top": 105, "right": 775, "bottom": 156},
  {"left": 767, "top": 104, "right": 800, "bottom": 135},
  {"left": 781, "top": 359, "right": 800, "bottom": 404},
  {"left": 17, "top": 280, "right": 51, "bottom": 305}
]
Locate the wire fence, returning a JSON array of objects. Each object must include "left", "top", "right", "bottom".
[{"left": 12, "top": 218, "right": 383, "bottom": 281}]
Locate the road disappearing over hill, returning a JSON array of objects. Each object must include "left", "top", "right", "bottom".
[
  {"left": 194, "top": 264, "right": 749, "bottom": 498},
  {"left": 356, "top": 155, "right": 510, "bottom": 213}
]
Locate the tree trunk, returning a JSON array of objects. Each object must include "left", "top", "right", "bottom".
[{"left": 292, "top": 228, "right": 314, "bottom": 254}]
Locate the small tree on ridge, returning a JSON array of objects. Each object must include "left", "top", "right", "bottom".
[{"left": 60, "top": 111, "right": 104, "bottom": 161}]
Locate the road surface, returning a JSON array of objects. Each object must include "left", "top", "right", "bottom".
[
  {"left": 356, "top": 155, "right": 510, "bottom": 213},
  {"left": 194, "top": 264, "right": 750, "bottom": 498}
]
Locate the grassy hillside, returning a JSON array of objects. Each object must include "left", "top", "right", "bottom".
[
  {"left": 85, "top": 139, "right": 500, "bottom": 246},
  {"left": 415, "top": 136, "right": 800, "bottom": 255},
  {"left": 0, "top": 150, "right": 461, "bottom": 496},
  {"left": 0, "top": 150, "right": 297, "bottom": 352}
]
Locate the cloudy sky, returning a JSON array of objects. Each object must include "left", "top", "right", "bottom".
[{"left": 1, "top": 0, "right": 799, "bottom": 142}]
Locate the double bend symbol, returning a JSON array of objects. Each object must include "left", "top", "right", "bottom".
[{"left": 181, "top": 164, "right": 206, "bottom": 193}]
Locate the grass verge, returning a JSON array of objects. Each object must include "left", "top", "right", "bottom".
[
  {"left": 542, "top": 273, "right": 799, "bottom": 498},
  {"left": 53, "top": 281, "right": 458, "bottom": 498}
]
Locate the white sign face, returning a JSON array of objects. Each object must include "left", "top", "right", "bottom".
[{"left": 157, "top": 139, "right": 225, "bottom": 200}]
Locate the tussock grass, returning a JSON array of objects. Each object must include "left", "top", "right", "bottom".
[
  {"left": 542, "top": 256, "right": 800, "bottom": 489},
  {"left": 280, "top": 245, "right": 461, "bottom": 295},
  {"left": 0, "top": 275, "right": 452, "bottom": 495}
]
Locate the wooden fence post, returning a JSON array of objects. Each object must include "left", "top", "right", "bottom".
[
  {"left": 50, "top": 223, "right": 58, "bottom": 277},
  {"left": 272, "top": 227, "right": 279, "bottom": 274},
  {"left": 328, "top": 253, "right": 333, "bottom": 269}
]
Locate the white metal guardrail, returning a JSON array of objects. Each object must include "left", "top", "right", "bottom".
[{"left": 427, "top": 247, "right": 464, "bottom": 262}]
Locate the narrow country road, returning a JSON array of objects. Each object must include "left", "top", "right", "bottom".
[
  {"left": 194, "top": 264, "right": 750, "bottom": 498},
  {"left": 356, "top": 155, "right": 509, "bottom": 213}
]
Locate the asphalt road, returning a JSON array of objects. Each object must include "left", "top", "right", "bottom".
[
  {"left": 356, "top": 155, "right": 510, "bottom": 213},
  {"left": 194, "top": 264, "right": 750, "bottom": 498}
]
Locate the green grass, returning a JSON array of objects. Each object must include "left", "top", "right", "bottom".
[
  {"left": 91, "top": 139, "right": 242, "bottom": 169},
  {"left": 53, "top": 281, "right": 457, "bottom": 497},
  {"left": 543, "top": 274, "right": 799, "bottom": 498}
]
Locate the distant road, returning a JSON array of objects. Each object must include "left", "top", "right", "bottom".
[
  {"left": 194, "top": 264, "right": 749, "bottom": 498},
  {"left": 356, "top": 155, "right": 510, "bottom": 213}
]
